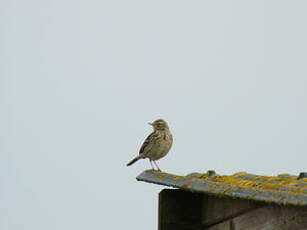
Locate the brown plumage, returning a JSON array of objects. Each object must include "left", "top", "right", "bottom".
[{"left": 126, "top": 119, "right": 173, "bottom": 171}]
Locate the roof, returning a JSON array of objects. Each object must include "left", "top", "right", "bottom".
[{"left": 136, "top": 170, "right": 307, "bottom": 207}]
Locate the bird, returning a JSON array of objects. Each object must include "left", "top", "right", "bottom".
[{"left": 126, "top": 119, "right": 173, "bottom": 171}]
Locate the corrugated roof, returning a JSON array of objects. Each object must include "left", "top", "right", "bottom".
[{"left": 136, "top": 170, "right": 307, "bottom": 207}]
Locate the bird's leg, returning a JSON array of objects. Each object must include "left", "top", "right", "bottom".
[
  {"left": 149, "top": 160, "right": 155, "bottom": 170},
  {"left": 153, "top": 161, "right": 161, "bottom": 171}
]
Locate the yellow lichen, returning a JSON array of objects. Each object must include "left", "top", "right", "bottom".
[{"left": 198, "top": 172, "right": 307, "bottom": 195}]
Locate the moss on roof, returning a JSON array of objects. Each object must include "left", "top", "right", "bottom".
[
  {"left": 198, "top": 172, "right": 307, "bottom": 195},
  {"left": 137, "top": 170, "right": 307, "bottom": 206}
]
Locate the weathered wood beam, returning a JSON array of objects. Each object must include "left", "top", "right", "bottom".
[
  {"left": 158, "top": 189, "right": 261, "bottom": 230},
  {"left": 202, "top": 194, "right": 261, "bottom": 227},
  {"left": 206, "top": 205, "right": 307, "bottom": 230},
  {"left": 159, "top": 189, "right": 203, "bottom": 230}
]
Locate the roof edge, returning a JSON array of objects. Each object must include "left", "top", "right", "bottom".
[{"left": 136, "top": 170, "right": 307, "bottom": 207}]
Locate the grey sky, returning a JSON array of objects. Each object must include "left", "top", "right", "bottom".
[{"left": 1, "top": 0, "right": 307, "bottom": 229}]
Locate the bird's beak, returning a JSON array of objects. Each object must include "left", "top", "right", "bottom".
[{"left": 148, "top": 122, "right": 154, "bottom": 126}]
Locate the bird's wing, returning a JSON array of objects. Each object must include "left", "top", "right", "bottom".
[{"left": 139, "top": 132, "right": 159, "bottom": 155}]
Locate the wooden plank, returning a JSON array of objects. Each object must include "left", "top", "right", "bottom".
[
  {"left": 202, "top": 195, "right": 261, "bottom": 226},
  {"left": 206, "top": 221, "right": 232, "bottom": 230},
  {"left": 158, "top": 189, "right": 203, "bottom": 230},
  {"left": 207, "top": 205, "right": 307, "bottom": 230}
]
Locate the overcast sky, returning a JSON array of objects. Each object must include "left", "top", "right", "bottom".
[{"left": 1, "top": 0, "right": 307, "bottom": 229}]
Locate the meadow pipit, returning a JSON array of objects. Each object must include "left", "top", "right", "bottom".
[{"left": 126, "top": 119, "right": 173, "bottom": 171}]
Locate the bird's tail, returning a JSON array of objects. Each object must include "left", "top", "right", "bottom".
[{"left": 126, "top": 155, "right": 143, "bottom": 166}]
